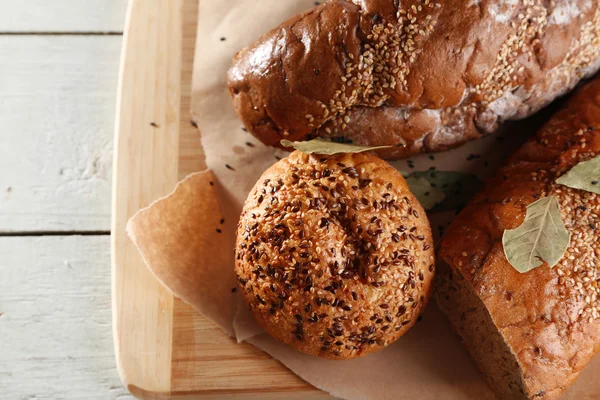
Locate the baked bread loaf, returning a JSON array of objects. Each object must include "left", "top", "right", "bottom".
[
  {"left": 228, "top": 0, "right": 600, "bottom": 159},
  {"left": 436, "top": 77, "right": 600, "bottom": 399},
  {"left": 235, "top": 151, "right": 435, "bottom": 359}
]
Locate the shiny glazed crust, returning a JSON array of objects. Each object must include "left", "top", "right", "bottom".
[
  {"left": 228, "top": 0, "right": 600, "bottom": 159},
  {"left": 437, "top": 78, "right": 600, "bottom": 398},
  {"left": 235, "top": 151, "right": 435, "bottom": 359}
]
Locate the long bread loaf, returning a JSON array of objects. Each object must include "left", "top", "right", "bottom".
[{"left": 228, "top": 0, "right": 600, "bottom": 159}]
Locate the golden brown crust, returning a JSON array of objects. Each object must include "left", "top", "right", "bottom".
[
  {"left": 235, "top": 151, "right": 435, "bottom": 359},
  {"left": 228, "top": 0, "right": 600, "bottom": 159},
  {"left": 438, "top": 78, "right": 600, "bottom": 398}
]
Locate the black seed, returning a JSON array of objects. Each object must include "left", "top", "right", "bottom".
[
  {"left": 216, "top": 228, "right": 222, "bottom": 233},
  {"left": 351, "top": 292, "right": 358, "bottom": 301},
  {"left": 256, "top": 295, "right": 266, "bottom": 305},
  {"left": 359, "top": 179, "right": 372, "bottom": 188},
  {"left": 231, "top": 287, "right": 237, "bottom": 293},
  {"left": 379, "top": 304, "right": 389, "bottom": 309},
  {"left": 397, "top": 305, "right": 406, "bottom": 316}
]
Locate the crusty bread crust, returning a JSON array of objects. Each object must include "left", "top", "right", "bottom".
[
  {"left": 235, "top": 151, "right": 435, "bottom": 359},
  {"left": 228, "top": 0, "right": 600, "bottom": 159},
  {"left": 438, "top": 78, "right": 600, "bottom": 399}
]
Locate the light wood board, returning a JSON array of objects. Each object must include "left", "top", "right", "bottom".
[{"left": 112, "top": 0, "right": 327, "bottom": 398}]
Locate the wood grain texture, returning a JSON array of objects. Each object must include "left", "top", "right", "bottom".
[
  {"left": 0, "top": 0, "right": 127, "bottom": 32},
  {"left": 112, "top": 0, "right": 184, "bottom": 393},
  {"left": 0, "top": 236, "right": 132, "bottom": 399},
  {"left": 113, "top": 0, "right": 327, "bottom": 398},
  {"left": 0, "top": 35, "right": 120, "bottom": 232}
]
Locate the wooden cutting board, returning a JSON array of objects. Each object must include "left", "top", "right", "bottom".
[{"left": 111, "top": 1, "right": 330, "bottom": 398}]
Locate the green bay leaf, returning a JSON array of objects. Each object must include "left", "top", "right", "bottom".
[
  {"left": 281, "top": 138, "right": 392, "bottom": 155},
  {"left": 403, "top": 175, "right": 446, "bottom": 210},
  {"left": 502, "top": 196, "right": 571, "bottom": 274},
  {"left": 556, "top": 155, "right": 600, "bottom": 194},
  {"left": 402, "top": 169, "right": 483, "bottom": 212}
]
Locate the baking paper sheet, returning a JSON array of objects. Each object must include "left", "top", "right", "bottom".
[{"left": 126, "top": 0, "right": 600, "bottom": 398}]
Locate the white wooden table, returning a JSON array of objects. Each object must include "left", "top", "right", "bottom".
[{"left": 0, "top": 1, "right": 133, "bottom": 398}]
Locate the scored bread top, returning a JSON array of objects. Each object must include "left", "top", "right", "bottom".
[
  {"left": 235, "top": 151, "right": 435, "bottom": 359},
  {"left": 228, "top": 0, "right": 600, "bottom": 158},
  {"left": 439, "top": 78, "right": 600, "bottom": 398}
]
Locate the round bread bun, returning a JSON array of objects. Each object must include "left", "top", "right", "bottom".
[{"left": 235, "top": 150, "right": 435, "bottom": 359}]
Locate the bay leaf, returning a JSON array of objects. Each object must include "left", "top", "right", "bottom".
[
  {"left": 403, "top": 174, "right": 446, "bottom": 211},
  {"left": 502, "top": 196, "right": 571, "bottom": 273},
  {"left": 280, "top": 138, "right": 392, "bottom": 155},
  {"left": 402, "top": 169, "right": 483, "bottom": 212},
  {"left": 556, "top": 155, "right": 600, "bottom": 194}
]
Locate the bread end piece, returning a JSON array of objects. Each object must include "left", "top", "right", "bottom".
[{"left": 435, "top": 262, "right": 531, "bottom": 400}]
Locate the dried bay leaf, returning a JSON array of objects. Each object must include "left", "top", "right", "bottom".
[
  {"left": 281, "top": 138, "right": 392, "bottom": 155},
  {"left": 502, "top": 196, "right": 571, "bottom": 273},
  {"left": 556, "top": 155, "right": 600, "bottom": 194}
]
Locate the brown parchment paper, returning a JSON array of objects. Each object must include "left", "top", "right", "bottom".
[{"left": 126, "top": 0, "right": 600, "bottom": 398}]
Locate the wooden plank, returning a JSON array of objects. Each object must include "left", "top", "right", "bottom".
[
  {"left": 112, "top": 0, "right": 183, "bottom": 394},
  {"left": 0, "top": 35, "right": 121, "bottom": 232},
  {"left": 169, "top": 302, "right": 329, "bottom": 399},
  {"left": 0, "top": 236, "right": 132, "bottom": 399},
  {"left": 0, "top": 0, "right": 127, "bottom": 33}
]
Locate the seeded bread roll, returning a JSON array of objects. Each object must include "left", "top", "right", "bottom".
[
  {"left": 235, "top": 151, "right": 435, "bottom": 359},
  {"left": 228, "top": 0, "right": 600, "bottom": 159},
  {"left": 436, "top": 77, "right": 600, "bottom": 399}
]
